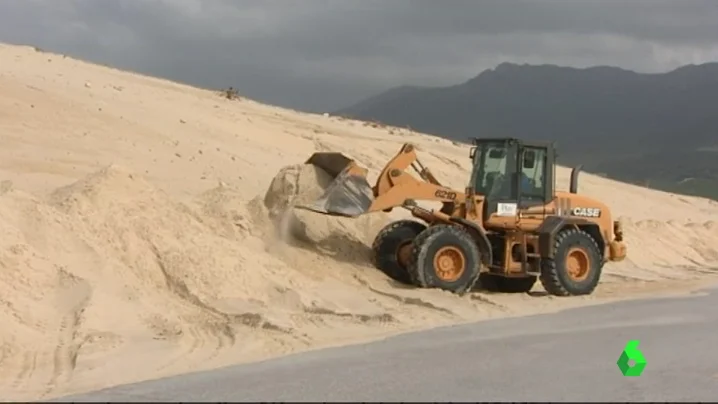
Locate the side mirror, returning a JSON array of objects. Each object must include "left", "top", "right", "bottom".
[
  {"left": 523, "top": 150, "right": 536, "bottom": 169},
  {"left": 469, "top": 147, "right": 476, "bottom": 159}
]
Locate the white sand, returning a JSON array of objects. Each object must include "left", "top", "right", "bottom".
[{"left": 0, "top": 43, "right": 716, "bottom": 401}]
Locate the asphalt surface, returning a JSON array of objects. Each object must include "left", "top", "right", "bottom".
[{"left": 54, "top": 287, "right": 718, "bottom": 402}]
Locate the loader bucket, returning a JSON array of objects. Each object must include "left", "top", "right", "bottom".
[{"left": 295, "top": 152, "right": 374, "bottom": 217}]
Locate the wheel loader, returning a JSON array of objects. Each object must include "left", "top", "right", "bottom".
[{"left": 294, "top": 138, "right": 627, "bottom": 296}]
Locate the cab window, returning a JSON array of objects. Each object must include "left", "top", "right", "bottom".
[
  {"left": 471, "top": 141, "right": 518, "bottom": 200},
  {"left": 519, "top": 147, "right": 546, "bottom": 200}
]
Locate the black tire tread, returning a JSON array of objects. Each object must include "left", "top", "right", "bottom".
[
  {"left": 371, "top": 220, "right": 427, "bottom": 284},
  {"left": 539, "top": 227, "right": 602, "bottom": 296},
  {"left": 407, "top": 224, "right": 481, "bottom": 294}
]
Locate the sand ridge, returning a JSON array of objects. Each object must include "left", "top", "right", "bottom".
[{"left": 0, "top": 43, "right": 717, "bottom": 401}]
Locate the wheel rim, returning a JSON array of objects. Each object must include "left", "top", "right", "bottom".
[
  {"left": 433, "top": 246, "right": 466, "bottom": 282},
  {"left": 566, "top": 247, "right": 590, "bottom": 281},
  {"left": 396, "top": 241, "right": 413, "bottom": 268}
]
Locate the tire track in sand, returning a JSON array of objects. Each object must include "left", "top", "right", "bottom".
[
  {"left": 12, "top": 351, "right": 38, "bottom": 389},
  {"left": 42, "top": 268, "right": 91, "bottom": 397},
  {"left": 147, "top": 244, "right": 293, "bottom": 372}
]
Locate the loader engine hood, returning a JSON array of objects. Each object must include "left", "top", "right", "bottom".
[{"left": 555, "top": 191, "right": 611, "bottom": 220}]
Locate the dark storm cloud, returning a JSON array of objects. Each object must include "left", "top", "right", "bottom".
[{"left": 0, "top": 0, "right": 716, "bottom": 111}]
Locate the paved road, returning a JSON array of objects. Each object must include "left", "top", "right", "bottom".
[{"left": 56, "top": 287, "right": 718, "bottom": 402}]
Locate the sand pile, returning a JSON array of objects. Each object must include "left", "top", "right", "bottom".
[
  {"left": 263, "top": 163, "right": 388, "bottom": 250},
  {"left": 1, "top": 43, "right": 717, "bottom": 401},
  {"left": 0, "top": 165, "right": 311, "bottom": 400},
  {"left": 0, "top": 163, "right": 462, "bottom": 401}
]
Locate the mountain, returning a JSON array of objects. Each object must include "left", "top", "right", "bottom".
[{"left": 336, "top": 62, "right": 718, "bottom": 200}]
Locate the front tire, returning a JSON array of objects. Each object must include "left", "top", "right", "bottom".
[
  {"left": 371, "top": 220, "right": 427, "bottom": 284},
  {"left": 407, "top": 224, "right": 481, "bottom": 294},
  {"left": 539, "top": 227, "right": 603, "bottom": 296}
]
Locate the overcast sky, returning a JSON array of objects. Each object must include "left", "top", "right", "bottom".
[{"left": 1, "top": 0, "right": 717, "bottom": 111}]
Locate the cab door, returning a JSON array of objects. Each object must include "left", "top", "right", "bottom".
[
  {"left": 514, "top": 145, "right": 555, "bottom": 274},
  {"left": 481, "top": 139, "right": 520, "bottom": 226}
]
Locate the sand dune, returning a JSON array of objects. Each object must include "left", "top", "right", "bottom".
[{"left": 0, "top": 43, "right": 717, "bottom": 400}]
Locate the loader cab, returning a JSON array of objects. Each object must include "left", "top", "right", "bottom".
[{"left": 468, "top": 138, "right": 555, "bottom": 216}]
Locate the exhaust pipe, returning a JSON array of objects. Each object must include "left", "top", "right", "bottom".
[{"left": 570, "top": 165, "right": 582, "bottom": 194}]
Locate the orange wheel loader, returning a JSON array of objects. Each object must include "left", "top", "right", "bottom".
[{"left": 295, "top": 138, "right": 627, "bottom": 296}]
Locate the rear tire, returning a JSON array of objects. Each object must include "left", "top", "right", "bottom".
[
  {"left": 477, "top": 273, "right": 537, "bottom": 293},
  {"left": 371, "top": 220, "right": 427, "bottom": 284},
  {"left": 540, "top": 227, "right": 603, "bottom": 296},
  {"left": 407, "top": 224, "right": 481, "bottom": 294}
]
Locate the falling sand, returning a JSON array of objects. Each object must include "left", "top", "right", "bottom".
[{"left": 1, "top": 43, "right": 717, "bottom": 401}]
